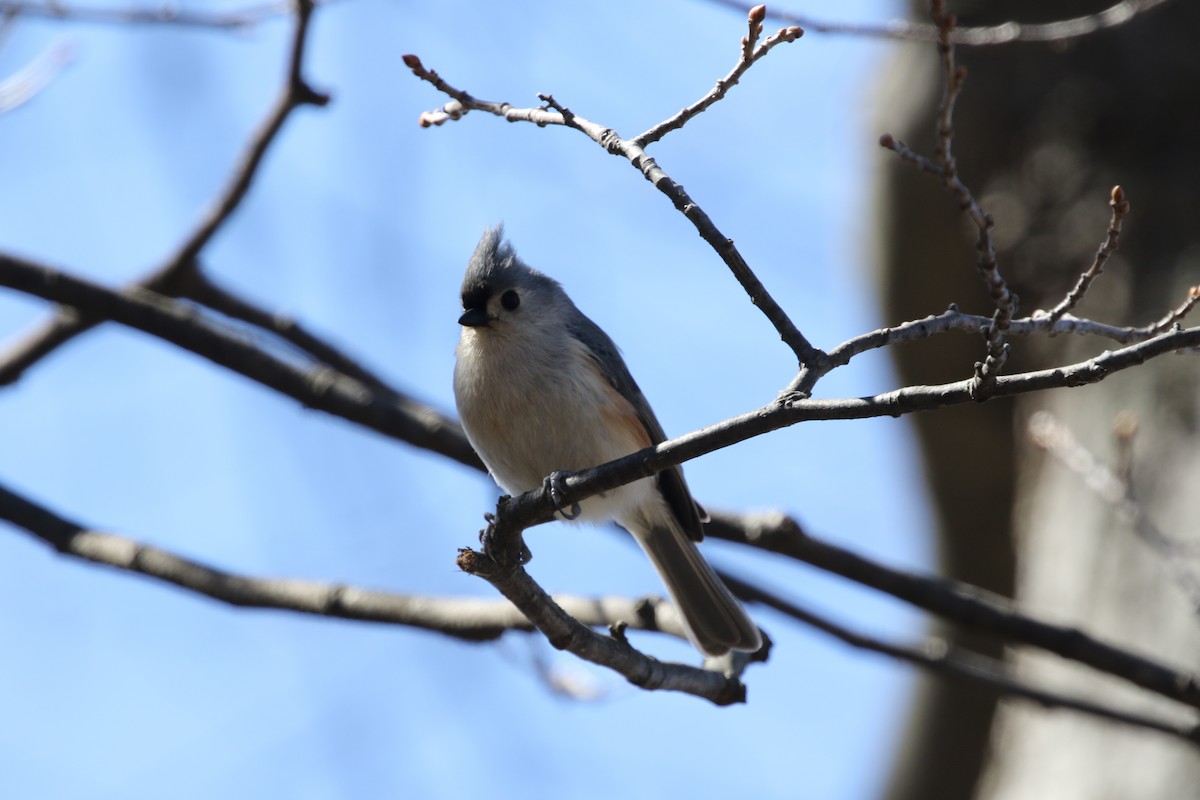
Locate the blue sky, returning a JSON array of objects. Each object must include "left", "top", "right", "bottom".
[{"left": 0, "top": 2, "right": 938, "bottom": 798}]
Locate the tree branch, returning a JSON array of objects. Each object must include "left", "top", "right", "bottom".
[
  {"left": 632, "top": 5, "right": 803, "bottom": 147},
  {"left": 881, "top": 2, "right": 1015, "bottom": 398},
  {"left": 457, "top": 547, "right": 759, "bottom": 705},
  {"left": 0, "top": 0, "right": 299, "bottom": 30},
  {"left": 0, "top": 252, "right": 484, "bottom": 470},
  {"left": 184, "top": 266, "right": 397, "bottom": 393},
  {"left": 705, "top": 509, "right": 1200, "bottom": 710},
  {"left": 0, "top": 0, "right": 326, "bottom": 386},
  {"left": 702, "top": 0, "right": 1174, "bottom": 46},
  {"left": 720, "top": 572, "right": 1200, "bottom": 746},
  {"left": 1043, "top": 186, "right": 1131, "bottom": 323},
  {"left": 2, "top": 250, "right": 1196, "bottom": 531},
  {"left": 403, "top": 29, "right": 824, "bottom": 372},
  {"left": 0, "top": 480, "right": 697, "bottom": 644}
]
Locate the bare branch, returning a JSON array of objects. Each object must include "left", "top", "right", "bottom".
[
  {"left": 457, "top": 547, "right": 758, "bottom": 706},
  {"left": 1044, "top": 186, "right": 1132, "bottom": 322},
  {"left": 403, "top": 54, "right": 825, "bottom": 372},
  {"left": 703, "top": 0, "right": 1174, "bottom": 46},
  {"left": 929, "top": 1, "right": 1013, "bottom": 396},
  {"left": 0, "top": 0, "right": 326, "bottom": 386},
  {"left": 2, "top": 251, "right": 1196, "bottom": 527},
  {"left": 788, "top": 294, "right": 1191, "bottom": 397},
  {"left": 720, "top": 572, "right": 1200, "bottom": 746},
  {"left": 480, "top": 324, "right": 1199, "bottom": 571},
  {"left": 0, "top": 0, "right": 297, "bottom": 30},
  {"left": 0, "top": 252, "right": 484, "bottom": 470},
  {"left": 705, "top": 509, "right": 1200, "bottom": 711},
  {"left": 0, "top": 480, "right": 693, "bottom": 643},
  {"left": 633, "top": 6, "right": 803, "bottom": 147},
  {"left": 184, "top": 267, "right": 396, "bottom": 393},
  {"left": 875, "top": 3, "right": 1026, "bottom": 399},
  {"left": 1143, "top": 285, "right": 1200, "bottom": 336}
]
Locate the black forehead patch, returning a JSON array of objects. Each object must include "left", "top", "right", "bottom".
[
  {"left": 461, "top": 283, "right": 491, "bottom": 311},
  {"left": 460, "top": 224, "right": 564, "bottom": 310},
  {"left": 460, "top": 226, "right": 511, "bottom": 309}
]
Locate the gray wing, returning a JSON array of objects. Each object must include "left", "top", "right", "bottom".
[{"left": 567, "top": 314, "right": 706, "bottom": 542}]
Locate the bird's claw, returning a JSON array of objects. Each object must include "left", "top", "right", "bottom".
[
  {"left": 544, "top": 470, "right": 581, "bottom": 520},
  {"left": 479, "top": 512, "right": 532, "bottom": 566}
]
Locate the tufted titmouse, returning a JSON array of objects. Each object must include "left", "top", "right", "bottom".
[{"left": 453, "top": 226, "right": 761, "bottom": 656}]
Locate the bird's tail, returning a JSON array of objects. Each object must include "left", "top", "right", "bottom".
[{"left": 630, "top": 521, "right": 762, "bottom": 656}]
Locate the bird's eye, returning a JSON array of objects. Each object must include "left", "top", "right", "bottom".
[{"left": 501, "top": 290, "right": 521, "bottom": 311}]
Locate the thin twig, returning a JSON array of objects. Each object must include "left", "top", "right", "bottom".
[
  {"left": 0, "top": 0, "right": 326, "bottom": 386},
  {"left": 1044, "top": 186, "right": 1132, "bottom": 322},
  {"left": 703, "top": 0, "right": 1174, "bottom": 46},
  {"left": 1141, "top": 285, "right": 1200, "bottom": 336},
  {"left": 932, "top": 1, "right": 1012, "bottom": 395},
  {"left": 633, "top": 6, "right": 803, "bottom": 147},
  {"left": 880, "top": 2, "right": 1016, "bottom": 399},
  {"left": 403, "top": 36, "right": 825, "bottom": 372}
]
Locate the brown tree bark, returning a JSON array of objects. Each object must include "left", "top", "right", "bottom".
[{"left": 876, "top": 2, "right": 1200, "bottom": 797}]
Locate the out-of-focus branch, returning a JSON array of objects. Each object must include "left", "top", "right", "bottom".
[
  {"left": 0, "top": 38, "right": 71, "bottom": 112},
  {"left": 0, "top": 252, "right": 484, "bottom": 470},
  {"left": 703, "top": 0, "right": 1174, "bottom": 46},
  {"left": 184, "top": 267, "right": 396, "bottom": 393},
  {"left": 0, "top": 0, "right": 325, "bottom": 386},
  {"left": 7, "top": 460, "right": 1196, "bottom": 732},
  {"left": 705, "top": 509, "right": 1200, "bottom": 710},
  {"left": 0, "top": 1, "right": 299, "bottom": 29},
  {"left": 0, "top": 480, "right": 693, "bottom": 642},
  {"left": 1029, "top": 411, "right": 1200, "bottom": 613},
  {"left": 720, "top": 573, "right": 1200, "bottom": 746}
]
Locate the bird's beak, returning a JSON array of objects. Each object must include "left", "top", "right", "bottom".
[{"left": 458, "top": 307, "right": 492, "bottom": 328}]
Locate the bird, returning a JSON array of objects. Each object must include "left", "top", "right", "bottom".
[{"left": 453, "top": 225, "right": 761, "bottom": 656}]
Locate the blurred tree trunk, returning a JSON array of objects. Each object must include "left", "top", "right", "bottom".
[{"left": 874, "top": 2, "right": 1200, "bottom": 798}]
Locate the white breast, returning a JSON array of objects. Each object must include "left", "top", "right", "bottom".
[{"left": 454, "top": 327, "right": 655, "bottom": 524}]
